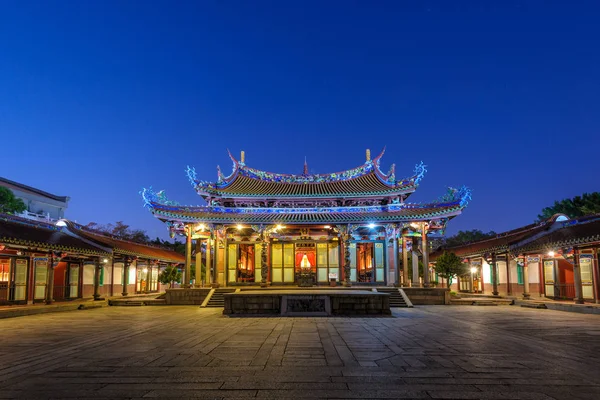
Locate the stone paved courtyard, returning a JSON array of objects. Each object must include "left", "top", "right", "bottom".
[{"left": 0, "top": 306, "right": 599, "bottom": 399}]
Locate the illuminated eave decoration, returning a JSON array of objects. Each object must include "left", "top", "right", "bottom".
[
  {"left": 186, "top": 148, "right": 428, "bottom": 196},
  {"left": 140, "top": 186, "right": 471, "bottom": 234}
]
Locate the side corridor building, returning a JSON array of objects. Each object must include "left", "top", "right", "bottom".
[
  {"left": 0, "top": 214, "right": 184, "bottom": 305},
  {"left": 432, "top": 214, "right": 600, "bottom": 304}
]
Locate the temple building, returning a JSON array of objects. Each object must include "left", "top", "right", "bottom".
[{"left": 142, "top": 148, "right": 471, "bottom": 288}]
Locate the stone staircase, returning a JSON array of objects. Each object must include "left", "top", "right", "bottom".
[
  {"left": 205, "top": 289, "right": 236, "bottom": 308},
  {"left": 376, "top": 288, "right": 410, "bottom": 308}
]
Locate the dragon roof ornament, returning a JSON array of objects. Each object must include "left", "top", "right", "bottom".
[
  {"left": 436, "top": 186, "right": 472, "bottom": 208},
  {"left": 414, "top": 161, "right": 427, "bottom": 185},
  {"left": 140, "top": 187, "right": 180, "bottom": 209}
]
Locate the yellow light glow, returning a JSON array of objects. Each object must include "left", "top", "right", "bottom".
[
  {"left": 324, "top": 225, "right": 331, "bottom": 229},
  {"left": 143, "top": 268, "right": 148, "bottom": 273},
  {"left": 470, "top": 267, "right": 477, "bottom": 273},
  {"left": 410, "top": 222, "right": 420, "bottom": 229},
  {"left": 237, "top": 224, "right": 243, "bottom": 230},
  {"left": 548, "top": 251, "right": 555, "bottom": 257},
  {"left": 276, "top": 224, "right": 285, "bottom": 230},
  {"left": 102, "top": 258, "right": 108, "bottom": 263},
  {"left": 197, "top": 223, "right": 206, "bottom": 231}
]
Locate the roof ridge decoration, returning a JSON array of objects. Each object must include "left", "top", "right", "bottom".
[{"left": 187, "top": 148, "right": 429, "bottom": 196}]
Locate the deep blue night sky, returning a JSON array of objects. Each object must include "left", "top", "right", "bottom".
[{"left": 1, "top": 1, "right": 599, "bottom": 240}]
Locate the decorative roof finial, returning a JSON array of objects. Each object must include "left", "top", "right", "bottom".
[
  {"left": 366, "top": 149, "right": 371, "bottom": 162},
  {"left": 303, "top": 156, "right": 308, "bottom": 175},
  {"left": 240, "top": 150, "right": 245, "bottom": 164}
]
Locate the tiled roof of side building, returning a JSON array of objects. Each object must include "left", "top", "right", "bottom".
[
  {"left": 0, "top": 214, "right": 109, "bottom": 256},
  {"left": 186, "top": 149, "right": 428, "bottom": 199},
  {"left": 511, "top": 215, "right": 600, "bottom": 254},
  {"left": 430, "top": 214, "right": 569, "bottom": 259},
  {"left": 65, "top": 221, "right": 185, "bottom": 263}
]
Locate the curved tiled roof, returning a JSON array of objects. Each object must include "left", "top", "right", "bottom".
[
  {"left": 65, "top": 222, "right": 185, "bottom": 263},
  {"left": 511, "top": 216, "right": 600, "bottom": 254},
  {"left": 188, "top": 149, "right": 427, "bottom": 199},
  {"left": 0, "top": 215, "right": 108, "bottom": 256},
  {"left": 430, "top": 214, "right": 569, "bottom": 259}
]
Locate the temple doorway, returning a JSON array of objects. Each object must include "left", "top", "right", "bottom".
[
  {"left": 349, "top": 241, "right": 386, "bottom": 284},
  {"left": 356, "top": 242, "right": 375, "bottom": 283},
  {"left": 227, "top": 243, "right": 261, "bottom": 283}
]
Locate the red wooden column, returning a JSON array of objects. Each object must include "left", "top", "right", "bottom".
[
  {"left": 538, "top": 254, "right": 544, "bottom": 296},
  {"left": 184, "top": 225, "right": 192, "bottom": 288},
  {"left": 593, "top": 248, "right": 600, "bottom": 304},
  {"left": 505, "top": 252, "right": 512, "bottom": 295}
]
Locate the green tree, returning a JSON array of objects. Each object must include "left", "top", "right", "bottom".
[
  {"left": 0, "top": 187, "right": 27, "bottom": 214},
  {"left": 435, "top": 252, "right": 468, "bottom": 287},
  {"left": 537, "top": 192, "right": 600, "bottom": 221},
  {"left": 444, "top": 229, "right": 497, "bottom": 247},
  {"left": 158, "top": 265, "right": 181, "bottom": 288}
]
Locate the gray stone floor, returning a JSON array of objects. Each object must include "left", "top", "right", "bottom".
[{"left": 0, "top": 306, "right": 599, "bottom": 399}]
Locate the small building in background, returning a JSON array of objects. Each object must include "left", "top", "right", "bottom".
[{"left": 0, "top": 177, "right": 70, "bottom": 222}]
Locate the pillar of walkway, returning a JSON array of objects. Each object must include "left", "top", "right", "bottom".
[
  {"left": 402, "top": 231, "right": 409, "bottom": 287},
  {"left": 522, "top": 256, "right": 531, "bottom": 299},
  {"left": 422, "top": 223, "right": 430, "bottom": 288},
  {"left": 195, "top": 238, "right": 202, "bottom": 287},
  {"left": 506, "top": 253, "right": 512, "bottom": 295},
  {"left": 573, "top": 248, "right": 585, "bottom": 304},
  {"left": 393, "top": 228, "right": 400, "bottom": 286},
  {"left": 184, "top": 225, "right": 192, "bottom": 288},
  {"left": 411, "top": 237, "right": 420, "bottom": 287},
  {"left": 206, "top": 236, "right": 212, "bottom": 285},
  {"left": 593, "top": 249, "right": 600, "bottom": 304},
  {"left": 491, "top": 253, "right": 499, "bottom": 296},
  {"left": 93, "top": 258, "right": 101, "bottom": 300},
  {"left": 122, "top": 259, "right": 130, "bottom": 297},
  {"left": 45, "top": 253, "right": 55, "bottom": 305}
]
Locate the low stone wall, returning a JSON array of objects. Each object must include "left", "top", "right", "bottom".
[
  {"left": 402, "top": 288, "right": 450, "bottom": 305},
  {"left": 223, "top": 290, "right": 391, "bottom": 316},
  {"left": 330, "top": 293, "right": 390, "bottom": 315},
  {"left": 165, "top": 288, "right": 211, "bottom": 305},
  {"left": 225, "top": 293, "right": 281, "bottom": 315}
]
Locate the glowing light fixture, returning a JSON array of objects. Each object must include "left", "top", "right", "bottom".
[
  {"left": 102, "top": 258, "right": 108, "bottom": 263},
  {"left": 236, "top": 224, "right": 243, "bottom": 230},
  {"left": 197, "top": 223, "right": 206, "bottom": 231},
  {"left": 548, "top": 251, "right": 555, "bottom": 257},
  {"left": 276, "top": 224, "right": 285, "bottom": 230},
  {"left": 56, "top": 220, "right": 67, "bottom": 227},
  {"left": 410, "top": 222, "right": 420, "bottom": 229},
  {"left": 368, "top": 223, "right": 376, "bottom": 229},
  {"left": 324, "top": 225, "right": 331, "bottom": 229},
  {"left": 143, "top": 268, "right": 148, "bottom": 273},
  {"left": 470, "top": 267, "right": 477, "bottom": 274}
]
